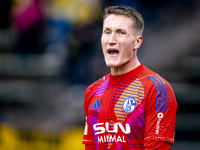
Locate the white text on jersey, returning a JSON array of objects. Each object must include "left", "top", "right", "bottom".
[{"left": 93, "top": 122, "right": 131, "bottom": 135}]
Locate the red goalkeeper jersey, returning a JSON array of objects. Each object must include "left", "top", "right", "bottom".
[{"left": 83, "top": 64, "right": 177, "bottom": 150}]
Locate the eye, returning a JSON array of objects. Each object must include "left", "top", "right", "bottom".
[
  {"left": 116, "top": 29, "right": 126, "bottom": 35},
  {"left": 104, "top": 30, "right": 111, "bottom": 34}
]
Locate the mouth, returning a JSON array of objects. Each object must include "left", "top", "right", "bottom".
[{"left": 107, "top": 49, "right": 119, "bottom": 55}]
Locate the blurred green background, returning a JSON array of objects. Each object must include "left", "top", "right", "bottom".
[{"left": 0, "top": 0, "right": 200, "bottom": 150}]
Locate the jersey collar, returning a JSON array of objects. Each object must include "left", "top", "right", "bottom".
[{"left": 109, "top": 64, "right": 144, "bottom": 86}]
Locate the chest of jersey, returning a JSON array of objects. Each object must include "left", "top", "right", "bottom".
[{"left": 87, "top": 76, "right": 146, "bottom": 149}]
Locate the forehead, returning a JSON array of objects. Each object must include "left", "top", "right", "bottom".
[{"left": 103, "top": 14, "right": 134, "bottom": 29}]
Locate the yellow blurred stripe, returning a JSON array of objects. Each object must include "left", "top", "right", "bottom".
[{"left": 0, "top": 124, "right": 85, "bottom": 150}]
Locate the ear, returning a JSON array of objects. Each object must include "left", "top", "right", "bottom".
[{"left": 133, "top": 35, "right": 143, "bottom": 50}]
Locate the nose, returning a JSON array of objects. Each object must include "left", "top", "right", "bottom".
[{"left": 108, "top": 33, "right": 117, "bottom": 45}]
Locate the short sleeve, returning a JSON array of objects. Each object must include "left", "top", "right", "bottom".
[{"left": 144, "top": 75, "right": 178, "bottom": 145}]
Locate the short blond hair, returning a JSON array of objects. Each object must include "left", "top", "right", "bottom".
[{"left": 103, "top": 6, "right": 144, "bottom": 35}]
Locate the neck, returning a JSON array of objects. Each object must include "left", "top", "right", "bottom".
[{"left": 110, "top": 57, "right": 141, "bottom": 76}]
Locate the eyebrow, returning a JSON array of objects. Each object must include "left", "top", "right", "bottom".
[
  {"left": 103, "top": 27, "right": 111, "bottom": 30},
  {"left": 103, "top": 26, "right": 127, "bottom": 31},
  {"left": 116, "top": 28, "right": 126, "bottom": 32}
]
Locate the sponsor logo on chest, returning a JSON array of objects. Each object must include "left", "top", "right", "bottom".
[{"left": 93, "top": 122, "right": 131, "bottom": 143}]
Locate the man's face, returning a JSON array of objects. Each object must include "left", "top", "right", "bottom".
[{"left": 101, "top": 14, "right": 140, "bottom": 69}]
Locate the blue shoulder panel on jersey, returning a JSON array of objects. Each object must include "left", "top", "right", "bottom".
[
  {"left": 151, "top": 76, "right": 164, "bottom": 112},
  {"left": 147, "top": 76, "right": 160, "bottom": 112},
  {"left": 147, "top": 75, "right": 168, "bottom": 112},
  {"left": 155, "top": 75, "right": 168, "bottom": 112}
]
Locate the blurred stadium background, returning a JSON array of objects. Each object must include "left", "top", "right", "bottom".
[{"left": 0, "top": 0, "right": 200, "bottom": 150}]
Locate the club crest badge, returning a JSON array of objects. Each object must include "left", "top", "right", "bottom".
[{"left": 122, "top": 97, "right": 136, "bottom": 113}]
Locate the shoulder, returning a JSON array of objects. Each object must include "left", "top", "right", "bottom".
[
  {"left": 137, "top": 66, "right": 175, "bottom": 99},
  {"left": 137, "top": 65, "right": 171, "bottom": 88},
  {"left": 138, "top": 66, "right": 177, "bottom": 112},
  {"left": 85, "top": 73, "right": 110, "bottom": 98},
  {"left": 84, "top": 74, "right": 110, "bottom": 112}
]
